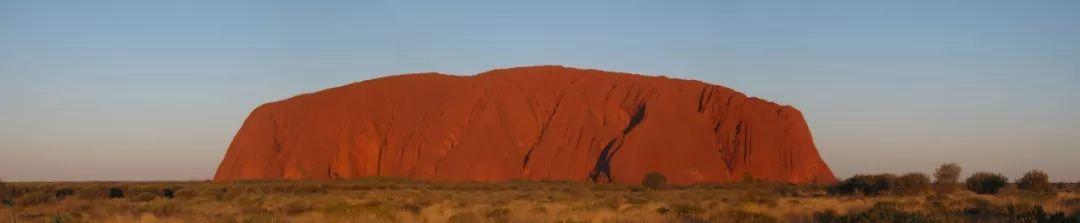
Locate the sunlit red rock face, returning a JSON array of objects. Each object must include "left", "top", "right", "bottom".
[{"left": 214, "top": 66, "right": 836, "bottom": 184}]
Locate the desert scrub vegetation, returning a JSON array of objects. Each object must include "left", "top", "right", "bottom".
[
  {"left": 829, "top": 173, "right": 897, "bottom": 196},
  {"left": 967, "top": 172, "right": 1009, "bottom": 195},
  {"left": 0, "top": 177, "right": 1076, "bottom": 222},
  {"left": 1019, "top": 169, "right": 1053, "bottom": 192},
  {"left": 895, "top": 172, "right": 932, "bottom": 195},
  {"left": 934, "top": 162, "right": 962, "bottom": 192},
  {"left": 641, "top": 172, "right": 667, "bottom": 190}
]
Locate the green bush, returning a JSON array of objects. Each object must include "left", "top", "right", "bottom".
[
  {"left": 1017, "top": 169, "right": 1051, "bottom": 192},
  {"left": 895, "top": 172, "right": 931, "bottom": 195},
  {"left": 829, "top": 174, "right": 896, "bottom": 196},
  {"left": 641, "top": 172, "right": 666, "bottom": 190},
  {"left": 108, "top": 187, "right": 125, "bottom": 198},
  {"left": 966, "top": 172, "right": 1008, "bottom": 195},
  {"left": 162, "top": 188, "right": 175, "bottom": 199}
]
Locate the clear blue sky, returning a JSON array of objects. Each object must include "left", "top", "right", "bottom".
[{"left": 1, "top": 0, "right": 1078, "bottom": 182}]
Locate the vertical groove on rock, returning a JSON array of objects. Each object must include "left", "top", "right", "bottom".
[
  {"left": 589, "top": 102, "right": 646, "bottom": 183},
  {"left": 521, "top": 88, "right": 567, "bottom": 173},
  {"left": 588, "top": 139, "right": 619, "bottom": 183}
]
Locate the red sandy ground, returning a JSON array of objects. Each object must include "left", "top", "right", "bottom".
[{"left": 214, "top": 66, "right": 835, "bottom": 184}]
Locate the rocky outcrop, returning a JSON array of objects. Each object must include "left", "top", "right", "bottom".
[{"left": 213, "top": 66, "right": 836, "bottom": 184}]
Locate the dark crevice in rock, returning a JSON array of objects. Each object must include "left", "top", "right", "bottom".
[
  {"left": 269, "top": 111, "right": 281, "bottom": 152},
  {"left": 697, "top": 87, "right": 710, "bottom": 113},
  {"left": 590, "top": 103, "right": 648, "bottom": 183},
  {"left": 521, "top": 89, "right": 568, "bottom": 172},
  {"left": 410, "top": 141, "right": 425, "bottom": 177},
  {"left": 743, "top": 125, "right": 752, "bottom": 165},
  {"left": 328, "top": 166, "right": 336, "bottom": 180},
  {"left": 623, "top": 103, "right": 647, "bottom": 134},
  {"left": 396, "top": 133, "right": 415, "bottom": 174},
  {"left": 589, "top": 138, "right": 618, "bottom": 183},
  {"left": 601, "top": 84, "right": 618, "bottom": 127}
]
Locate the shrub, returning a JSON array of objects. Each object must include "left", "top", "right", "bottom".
[
  {"left": 54, "top": 187, "right": 75, "bottom": 200},
  {"left": 1017, "top": 169, "right": 1051, "bottom": 192},
  {"left": 18, "top": 191, "right": 52, "bottom": 206},
  {"left": 935, "top": 163, "right": 962, "bottom": 185},
  {"left": 642, "top": 172, "right": 666, "bottom": 190},
  {"left": 0, "top": 178, "right": 7, "bottom": 203},
  {"left": 401, "top": 203, "right": 423, "bottom": 216},
  {"left": 895, "top": 172, "right": 931, "bottom": 195},
  {"left": 830, "top": 174, "right": 896, "bottom": 196},
  {"left": 162, "top": 188, "right": 175, "bottom": 199},
  {"left": 108, "top": 187, "right": 125, "bottom": 198},
  {"left": 873, "top": 174, "right": 898, "bottom": 194},
  {"left": 966, "top": 172, "right": 1008, "bottom": 194}
]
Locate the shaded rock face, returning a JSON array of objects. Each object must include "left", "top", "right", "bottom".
[{"left": 214, "top": 66, "right": 836, "bottom": 184}]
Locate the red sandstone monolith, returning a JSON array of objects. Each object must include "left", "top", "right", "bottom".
[{"left": 214, "top": 66, "right": 836, "bottom": 184}]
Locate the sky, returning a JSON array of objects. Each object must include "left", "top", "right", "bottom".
[{"left": 1, "top": 0, "right": 1078, "bottom": 182}]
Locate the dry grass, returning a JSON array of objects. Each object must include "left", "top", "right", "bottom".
[{"left": 0, "top": 179, "right": 1077, "bottom": 222}]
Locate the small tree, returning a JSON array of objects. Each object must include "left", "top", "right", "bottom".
[
  {"left": 934, "top": 163, "right": 962, "bottom": 185},
  {"left": 642, "top": 172, "right": 667, "bottom": 190},
  {"left": 0, "top": 178, "right": 10, "bottom": 204},
  {"left": 895, "top": 172, "right": 931, "bottom": 195},
  {"left": 0, "top": 178, "right": 6, "bottom": 201},
  {"left": 934, "top": 163, "right": 962, "bottom": 193},
  {"left": 965, "top": 172, "right": 1008, "bottom": 194},
  {"left": 1017, "top": 169, "right": 1051, "bottom": 192}
]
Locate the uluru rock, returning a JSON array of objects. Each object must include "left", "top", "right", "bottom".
[{"left": 214, "top": 66, "right": 836, "bottom": 184}]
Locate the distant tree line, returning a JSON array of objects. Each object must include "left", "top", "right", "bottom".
[{"left": 827, "top": 162, "right": 1056, "bottom": 196}]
